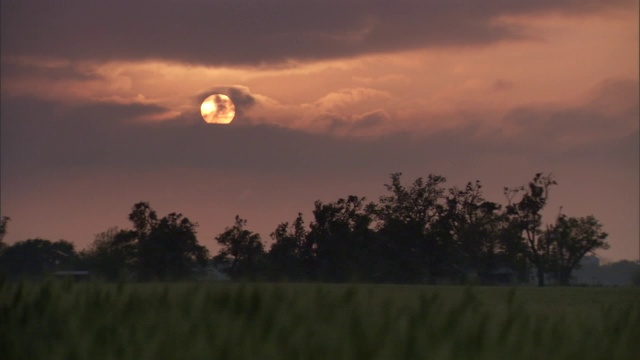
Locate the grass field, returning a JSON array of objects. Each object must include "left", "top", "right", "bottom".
[{"left": 2, "top": 280, "right": 639, "bottom": 360}]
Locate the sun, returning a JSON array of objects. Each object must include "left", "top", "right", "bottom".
[
  {"left": 200, "top": 94, "right": 235, "bottom": 124},
  {"left": 201, "top": 100, "right": 216, "bottom": 114}
]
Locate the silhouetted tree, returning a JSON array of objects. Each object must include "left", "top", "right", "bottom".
[
  {"left": 0, "top": 216, "right": 10, "bottom": 249},
  {"left": 268, "top": 213, "right": 310, "bottom": 281},
  {"left": 5, "top": 171, "right": 610, "bottom": 286},
  {"left": 306, "top": 195, "right": 376, "bottom": 282},
  {"left": 84, "top": 202, "right": 209, "bottom": 281},
  {"left": 80, "top": 203, "right": 208, "bottom": 281},
  {"left": 495, "top": 219, "right": 531, "bottom": 283},
  {"left": 79, "top": 227, "right": 138, "bottom": 281},
  {"left": 546, "top": 214, "right": 609, "bottom": 285},
  {"left": 373, "top": 172, "right": 447, "bottom": 283},
  {"left": 504, "top": 173, "right": 557, "bottom": 287},
  {"left": 441, "top": 181, "right": 504, "bottom": 282},
  {"left": 214, "top": 216, "right": 265, "bottom": 280},
  {"left": 135, "top": 209, "right": 209, "bottom": 280},
  {"left": 0, "top": 238, "right": 77, "bottom": 278},
  {"left": 129, "top": 201, "right": 158, "bottom": 236}
]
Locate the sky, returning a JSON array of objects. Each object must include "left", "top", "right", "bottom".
[{"left": 1, "top": 0, "right": 638, "bottom": 262}]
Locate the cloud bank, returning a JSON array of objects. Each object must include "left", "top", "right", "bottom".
[{"left": 2, "top": 0, "right": 635, "bottom": 66}]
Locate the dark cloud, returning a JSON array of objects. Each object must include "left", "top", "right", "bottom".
[
  {"left": 197, "top": 87, "right": 256, "bottom": 108},
  {"left": 0, "top": 60, "right": 100, "bottom": 81},
  {"left": 1, "top": 95, "right": 404, "bottom": 173},
  {"left": 3, "top": 82, "right": 636, "bottom": 178},
  {"left": 1, "top": 0, "right": 634, "bottom": 66},
  {"left": 352, "top": 109, "right": 389, "bottom": 126},
  {"left": 0, "top": 94, "right": 475, "bottom": 177},
  {"left": 318, "top": 109, "right": 391, "bottom": 136},
  {"left": 0, "top": 97, "right": 170, "bottom": 171},
  {"left": 499, "top": 78, "right": 639, "bottom": 148}
]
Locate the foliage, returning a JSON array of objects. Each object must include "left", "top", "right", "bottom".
[
  {"left": 128, "top": 201, "right": 158, "bottom": 236},
  {"left": 504, "top": 173, "right": 557, "bottom": 286},
  {"left": 268, "top": 213, "right": 310, "bottom": 281},
  {"left": 441, "top": 181, "right": 504, "bottom": 281},
  {"left": 211, "top": 171, "right": 613, "bottom": 286},
  {"left": 81, "top": 202, "right": 208, "bottom": 281},
  {"left": 214, "top": 215, "right": 266, "bottom": 280},
  {"left": 545, "top": 214, "right": 609, "bottom": 285},
  {"left": 3, "top": 281, "right": 639, "bottom": 360},
  {"left": 0, "top": 239, "right": 78, "bottom": 278},
  {"left": 306, "top": 195, "right": 376, "bottom": 282},
  {"left": 79, "top": 227, "right": 137, "bottom": 281},
  {"left": 0, "top": 216, "right": 9, "bottom": 246},
  {"left": 4, "top": 172, "right": 619, "bottom": 286},
  {"left": 136, "top": 211, "right": 209, "bottom": 280},
  {"left": 372, "top": 172, "right": 448, "bottom": 283}
]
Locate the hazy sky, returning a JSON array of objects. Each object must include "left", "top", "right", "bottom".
[{"left": 2, "top": 0, "right": 638, "bottom": 261}]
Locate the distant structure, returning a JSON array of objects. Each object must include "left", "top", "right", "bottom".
[
  {"left": 486, "top": 266, "right": 516, "bottom": 285},
  {"left": 580, "top": 255, "right": 600, "bottom": 268},
  {"left": 573, "top": 256, "right": 640, "bottom": 286},
  {"left": 195, "top": 264, "right": 230, "bottom": 281},
  {"left": 53, "top": 270, "right": 90, "bottom": 280}
]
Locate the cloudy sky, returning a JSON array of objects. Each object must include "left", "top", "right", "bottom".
[{"left": 1, "top": 0, "right": 638, "bottom": 261}]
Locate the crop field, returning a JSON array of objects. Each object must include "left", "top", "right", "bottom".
[{"left": 2, "top": 280, "right": 639, "bottom": 360}]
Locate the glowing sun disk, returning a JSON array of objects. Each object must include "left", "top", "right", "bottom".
[{"left": 200, "top": 94, "right": 235, "bottom": 124}]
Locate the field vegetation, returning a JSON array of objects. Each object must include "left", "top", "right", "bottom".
[{"left": 2, "top": 280, "right": 639, "bottom": 360}]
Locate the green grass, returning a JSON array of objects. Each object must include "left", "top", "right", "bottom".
[{"left": 2, "top": 280, "right": 639, "bottom": 360}]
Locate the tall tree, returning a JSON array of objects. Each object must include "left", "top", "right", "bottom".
[
  {"left": 373, "top": 172, "right": 448, "bottom": 283},
  {"left": 136, "top": 210, "right": 209, "bottom": 280},
  {"left": 495, "top": 218, "right": 531, "bottom": 283},
  {"left": 546, "top": 214, "right": 609, "bottom": 285},
  {"left": 504, "top": 173, "right": 556, "bottom": 287},
  {"left": 268, "top": 213, "right": 310, "bottom": 281},
  {"left": 79, "top": 227, "right": 138, "bottom": 281},
  {"left": 306, "top": 195, "right": 375, "bottom": 282},
  {"left": 0, "top": 216, "right": 10, "bottom": 249},
  {"left": 128, "top": 202, "right": 158, "bottom": 238},
  {"left": 441, "top": 181, "right": 503, "bottom": 281},
  {"left": 377, "top": 173, "right": 446, "bottom": 228},
  {"left": 214, "top": 216, "right": 265, "bottom": 280}
]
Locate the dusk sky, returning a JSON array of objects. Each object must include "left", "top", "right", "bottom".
[{"left": 1, "top": 0, "right": 638, "bottom": 261}]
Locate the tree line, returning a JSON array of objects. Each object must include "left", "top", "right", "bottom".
[{"left": 0, "top": 173, "right": 612, "bottom": 286}]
